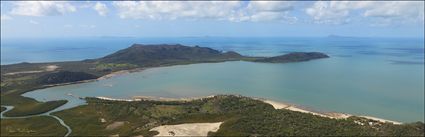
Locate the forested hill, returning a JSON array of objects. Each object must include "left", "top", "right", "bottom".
[
  {"left": 97, "top": 44, "right": 246, "bottom": 67},
  {"left": 254, "top": 52, "right": 329, "bottom": 63}
]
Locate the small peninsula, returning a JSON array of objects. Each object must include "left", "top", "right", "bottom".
[{"left": 254, "top": 52, "right": 329, "bottom": 63}]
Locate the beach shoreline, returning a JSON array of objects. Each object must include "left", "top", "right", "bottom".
[{"left": 95, "top": 95, "right": 402, "bottom": 125}]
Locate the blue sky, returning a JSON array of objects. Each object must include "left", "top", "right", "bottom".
[{"left": 1, "top": 1, "right": 424, "bottom": 38}]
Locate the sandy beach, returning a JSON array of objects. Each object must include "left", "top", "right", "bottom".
[
  {"left": 359, "top": 115, "right": 402, "bottom": 125},
  {"left": 97, "top": 68, "right": 146, "bottom": 80},
  {"left": 149, "top": 122, "right": 222, "bottom": 136},
  {"left": 261, "top": 99, "right": 401, "bottom": 124}
]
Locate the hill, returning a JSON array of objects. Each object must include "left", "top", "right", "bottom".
[
  {"left": 97, "top": 44, "right": 245, "bottom": 67},
  {"left": 36, "top": 71, "right": 98, "bottom": 85},
  {"left": 255, "top": 52, "right": 329, "bottom": 63}
]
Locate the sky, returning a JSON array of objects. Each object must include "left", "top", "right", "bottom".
[{"left": 1, "top": 1, "right": 424, "bottom": 38}]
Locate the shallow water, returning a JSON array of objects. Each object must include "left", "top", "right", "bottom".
[{"left": 3, "top": 37, "right": 423, "bottom": 122}]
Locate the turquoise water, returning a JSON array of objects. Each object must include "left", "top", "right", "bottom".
[
  {"left": 3, "top": 37, "right": 423, "bottom": 122},
  {"left": 24, "top": 59, "right": 424, "bottom": 122}
]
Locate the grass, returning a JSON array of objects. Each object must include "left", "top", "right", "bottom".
[{"left": 1, "top": 116, "right": 67, "bottom": 136}]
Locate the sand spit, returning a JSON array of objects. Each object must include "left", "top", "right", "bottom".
[
  {"left": 261, "top": 99, "right": 401, "bottom": 125},
  {"left": 149, "top": 122, "right": 222, "bottom": 136},
  {"left": 97, "top": 68, "right": 145, "bottom": 80},
  {"left": 359, "top": 115, "right": 402, "bottom": 125}
]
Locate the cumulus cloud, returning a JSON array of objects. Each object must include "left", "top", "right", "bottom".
[
  {"left": 305, "top": 1, "right": 424, "bottom": 25},
  {"left": 242, "top": 1, "right": 297, "bottom": 22},
  {"left": 11, "top": 1, "right": 76, "bottom": 16},
  {"left": 112, "top": 1, "right": 296, "bottom": 22},
  {"left": 112, "top": 1, "right": 243, "bottom": 21},
  {"left": 94, "top": 2, "right": 108, "bottom": 16},
  {"left": 362, "top": 1, "right": 424, "bottom": 25}
]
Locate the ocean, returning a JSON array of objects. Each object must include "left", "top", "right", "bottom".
[{"left": 2, "top": 37, "right": 424, "bottom": 122}]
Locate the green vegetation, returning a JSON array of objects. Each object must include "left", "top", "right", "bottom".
[
  {"left": 98, "top": 44, "right": 256, "bottom": 67},
  {"left": 52, "top": 95, "right": 424, "bottom": 137},
  {"left": 254, "top": 52, "right": 329, "bottom": 63},
  {"left": 95, "top": 63, "right": 138, "bottom": 72},
  {"left": 36, "top": 71, "right": 98, "bottom": 85},
  {"left": 3, "top": 100, "right": 67, "bottom": 117},
  {"left": 1, "top": 116, "right": 67, "bottom": 136}
]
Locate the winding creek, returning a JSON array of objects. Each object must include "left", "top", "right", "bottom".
[{"left": 1, "top": 105, "right": 73, "bottom": 137}]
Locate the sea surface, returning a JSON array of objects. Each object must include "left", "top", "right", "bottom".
[{"left": 2, "top": 37, "right": 424, "bottom": 122}]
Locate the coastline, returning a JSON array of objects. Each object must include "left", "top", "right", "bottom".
[
  {"left": 97, "top": 68, "right": 145, "bottom": 80},
  {"left": 261, "top": 99, "right": 402, "bottom": 124},
  {"left": 94, "top": 95, "right": 402, "bottom": 125},
  {"left": 3, "top": 62, "right": 404, "bottom": 126}
]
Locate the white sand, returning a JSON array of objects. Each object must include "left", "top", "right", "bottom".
[
  {"left": 97, "top": 70, "right": 130, "bottom": 80},
  {"left": 262, "top": 99, "right": 401, "bottom": 124},
  {"left": 4, "top": 70, "right": 44, "bottom": 75},
  {"left": 45, "top": 65, "right": 59, "bottom": 71},
  {"left": 150, "top": 122, "right": 222, "bottom": 136},
  {"left": 263, "top": 100, "right": 330, "bottom": 118},
  {"left": 359, "top": 116, "right": 402, "bottom": 125},
  {"left": 4, "top": 65, "right": 59, "bottom": 76}
]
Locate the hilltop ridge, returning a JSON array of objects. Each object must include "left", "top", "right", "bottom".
[{"left": 97, "top": 44, "right": 245, "bottom": 67}]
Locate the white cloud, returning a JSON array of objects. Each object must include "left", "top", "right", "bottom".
[
  {"left": 362, "top": 1, "right": 424, "bottom": 25},
  {"left": 113, "top": 1, "right": 244, "bottom": 21},
  {"left": 247, "top": 1, "right": 294, "bottom": 12},
  {"left": 305, "top": 1, "right": 354, "bottom": 24},
  {"left": 94, "top": 2, "right": 108, "bottom": 16},
  {"left": 305, "top": 1, "right": 424, "bottom": 25},
  {"left": 1, "top": 14, "right": 13, "bottom": 21},
  {"left": 11, "top": 1, "right": 76, "bottom": 16},
  {"left": 29, "top": 20, "right": 39, "bottom": 25},
  {"left": 112, "top": 1, "right": 296, "bottom": 22},
  {"left": 242, "top": 1, "right": 297, "bottom": 22}
]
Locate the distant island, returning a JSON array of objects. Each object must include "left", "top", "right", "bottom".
[
  {"left": 2, "top": 44, "right": 329, "bottom": 85},
  {"left": 1, "top": 44, "right": 423, "bottom": 136}
]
